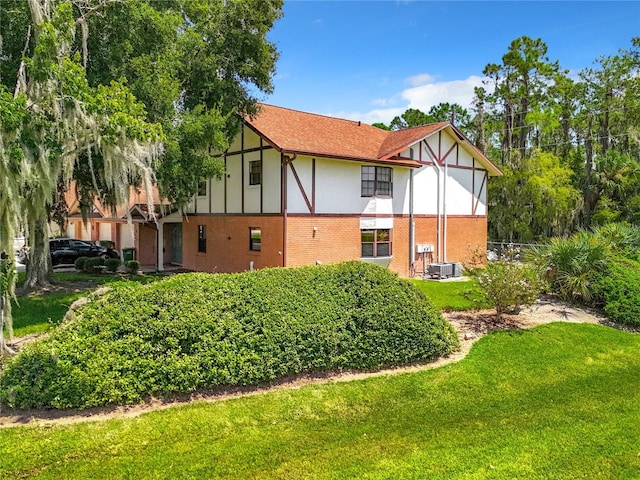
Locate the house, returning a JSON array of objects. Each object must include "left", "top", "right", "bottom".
[
  {"left": 62, "top": 186, "right": 171, "bottom": 267},
  {"left": 154, "top": 103, "right": 502, "bottom": 277}
]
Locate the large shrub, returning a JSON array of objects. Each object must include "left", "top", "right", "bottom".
[
  {"left": 593, "top": 258, "right": 640, "bottom": 328},
  {"left": 476, "top": 260, "right": 541, "bottom": 317},
  {"left": 0, "top": 262, "right": 458, "bottom": 409},
  {"left": 527, "top": 231, "right": 609, "bottom": 304}
]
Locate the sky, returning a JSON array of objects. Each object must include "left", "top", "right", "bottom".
[{"left": 262, "top": 0, "right": 640, "bottom": 125}]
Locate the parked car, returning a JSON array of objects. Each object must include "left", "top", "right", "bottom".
[{"left": 49, "top": 238, "right": 119, "bottom": 266}]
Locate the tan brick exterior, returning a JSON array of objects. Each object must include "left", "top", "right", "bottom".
[
  {"left": 286, "top": 216, "right": 361, "bottom": 268},
  {"left": 285, "top": 214, "right": 487, "bottom": 278},
  {"left": 182, "top": 215, "right": 284, "bottom": 273}
]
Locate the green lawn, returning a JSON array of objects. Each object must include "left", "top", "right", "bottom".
[
  {"left": 2, "top": 323, "right": 639, "bottom": 479},
  {"left": 409, "top": 278, "right": 488, "bottom": 310},
  {"left": 10, "top": 272, "right": 163, "bottom": 337}
]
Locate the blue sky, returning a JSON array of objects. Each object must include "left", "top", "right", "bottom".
[{"left": 262, "top": 0, "right": 640, "bottom": 125}]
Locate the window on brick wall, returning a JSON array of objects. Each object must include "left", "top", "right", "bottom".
[
  {"left": 197, "top": 225, "right": 207, "bottom": 253},
  {"left": 249, "top": 160, "right": 262, "bottom": 185},
  {"left": 361, "top": 229, "right": 392, "bottom": 257},
  {"left": 361, "top": 166, "right": 392, "bottom": 197},
  {"left": 249, "top": 227, "right": 261, "bottom": 251}
]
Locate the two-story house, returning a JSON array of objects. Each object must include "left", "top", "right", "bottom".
[{"left": 155, "top": 103, "right": 501, "bottom": 277}]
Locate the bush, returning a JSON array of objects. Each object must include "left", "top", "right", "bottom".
[
  {"left": 0, "top": 262, "right": 459, "bottom": 409},
  {"left": 593, "top": 258, "right": 640, "bottom": 328},
  {"left": 527, "top": 231, "right": 609, "bottom": 304},
  {"left": 104, "top": 258, "right": 121, "bottom": 273},
  {"left": 477, "top": 260, "right": 541, "bottom": 317},
  {"left": 125, "top": 260, "right": 140, "bottom": 274},
  {"left": 74, "top": 256, "right": 89, "bottom": 271},
  {"left": 82, "top": 257, "right": 105, "bottom": 274}
]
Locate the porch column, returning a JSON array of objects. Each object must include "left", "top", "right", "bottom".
[{"left": 157, "top": 221, "right": 164, "bottom": 272}]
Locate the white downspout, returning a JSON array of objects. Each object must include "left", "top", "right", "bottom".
[
  {"left": 443, "top": 156, "right": 448, "bottom": 263},
  {"left": 409, "top": 169, "right": 415, "bottom": 270}
]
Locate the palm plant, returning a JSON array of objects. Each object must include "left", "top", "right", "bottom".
[{"left": 527, "top": 231, "right": 610, "bottom": 304}]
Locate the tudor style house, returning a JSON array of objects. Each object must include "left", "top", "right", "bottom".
[{"left": 153, "top": 103, "right": 501, "bottom": 277}]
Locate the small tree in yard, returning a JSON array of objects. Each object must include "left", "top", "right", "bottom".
[{"left": 477, "top": 260, "right": 541, "bottom": 318}]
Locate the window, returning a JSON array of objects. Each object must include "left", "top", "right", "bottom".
[
  {"left": 361, "top": 166, "right": 392, "bottom": 197},
  {"left": 197, "top": 225, "right": 207, "bottom": 253},
  {"left": 249, "top": 160, "right": 262, "bottom": 186},
  {"left": 197, "top": 179, "right": 207, "bottom": 196},
  {"left": 249, "top": 227, "right": 261, "bottom": 251},
  {"left": 361, "top": 229, "right": 391, "bottom": 258}
]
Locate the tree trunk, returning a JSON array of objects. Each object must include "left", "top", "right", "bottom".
[
  {"left": 23, "top": 218, "right": 55, "bottom": 290},
  {"left": 582, "top": 113, "right": 596, "bottom": 227}
]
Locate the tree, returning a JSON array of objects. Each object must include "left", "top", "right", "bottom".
[
  {"left": 0, "top": 0, "right": 283, "bottom": 282},
  {"left": 488, "top": 151, "right": 582, "bottom": 242},
  {"left": 80, "top": 0, "right": 283, "bottom": 207},
  {"left": 482, "top": 36, "right": 560, "bottom": 166},
  {"left": 0, "top": 0, "right": 163, "bottom": 350}
]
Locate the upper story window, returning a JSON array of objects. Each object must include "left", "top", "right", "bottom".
[
  {"left": 197, "top": 179, "right": 207, "bottom": 196},
  {"left": 361, "top": 166, "right": 392, "bottom": 197},
  {"left": 249, "top": 160, "right": 262, "bottom": 186}
]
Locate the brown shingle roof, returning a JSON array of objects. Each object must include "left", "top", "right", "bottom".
[{"left": 245, "top": 103, "right": 501, "bottom": 174}]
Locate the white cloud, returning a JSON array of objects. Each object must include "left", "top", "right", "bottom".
[
  {"left": 332, "top": 74, "right": 489, "bottom": 125},
  {"left": 406, "top": 73, "right": 436, "bottom": 87},
  {"left": 332, "top": 107, "right": 407, "bottom": 126},
  {"left": 402, "top": 75, "right": 486, "bottom": 111}
]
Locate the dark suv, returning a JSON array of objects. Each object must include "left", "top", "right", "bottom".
[{"left": 49, "top": 238, "right": 119, "bottom": 266}]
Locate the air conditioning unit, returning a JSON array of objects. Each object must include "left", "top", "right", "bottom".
[
  {"left": 416, "top": 244, "right": 434, "bottom": 253},
  {"left": 427, "top": 262, "right": 453, "bottom": 279}
]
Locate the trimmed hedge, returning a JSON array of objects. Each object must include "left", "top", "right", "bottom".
[
  {"left": 83, "top": 256, "right": 105, "bottom": 274},
  {"left": 74, "top": 256, "right": 89, "bottom": 271},
  {"left": 104, "top": 258, "right": 121, "bottom": 273},
  {"left": 594, "top": 258, "right": 640, "bottom": 328},
  {"left": 0, "top": 262, "right": 458, "bottom": 409}
]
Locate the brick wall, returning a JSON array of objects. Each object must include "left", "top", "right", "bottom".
[
  {"left": 182, "top": 214, "right": 486, "bottom": 277},
  {"left": 286, "top": 216, "right": 361, "bottom": 267},
  {"left": 182, "top": 215, "right": 284, "bottom": 273}
]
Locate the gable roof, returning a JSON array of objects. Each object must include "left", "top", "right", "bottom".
[{"left": 244, "top": 104, "right": 502, "bottom": 175}]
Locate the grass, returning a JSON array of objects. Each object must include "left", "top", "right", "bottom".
[
  {"left": 9, "top": 272, "right": 163, "bottom": 337},
  {"left": 1, "top": 323, "right": 639, "bottom": 479},
  {"left": 410, "top": 277, "right": 488, "bottom": 310}
]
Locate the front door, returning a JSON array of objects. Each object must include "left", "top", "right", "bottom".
[{"left": 169, "top": 223, "right": 183, "bottom": 265}]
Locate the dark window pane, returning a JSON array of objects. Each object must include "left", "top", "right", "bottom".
[
  {"left": 377, "top": 181, "right": 391, "bottom": 196},
  {"left": 250, "top": 227, "right": 261, "bottom": 251},
  {"left": 361, "top": 181, "right": 375, "bottom": 197},
  {"left": 361, "top": 243, "right": 374, "bottom": 257},
  {"left": 197, "top": 179, "right": 207, "bottom": 196},
  {"left": 249, "top": 161, "right": 261, "bottom": 185},
  {"left": 361, "top": 230, "right": 375, "bottom": 242},
  {"left": 376, "top": 243, "right": 390, "bottom": 257},
  {"left": 376, "top": 229, "right": 390, "bottom": 241},
  {"left": 198, "top": 225, "right": 207, "bottom": 253}
]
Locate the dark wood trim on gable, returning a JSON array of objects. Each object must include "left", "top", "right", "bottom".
[
  {"left": 225, "top": 144, "right": 274, "bottom": 157},
  {"left": 289, "top": 161, "right": 313, "bottom": 213},
  {"left": 241, "top": 128, "right": 245, "bottom": 214},
  {"left": 260, "top": 137, "right": 264, "bottom": 214},
  {"left": 311, "top": 158, "right": 316, "bottom": 214},
  {"left": 473, "top": 170, "right": 488, "bottom": 216}
]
